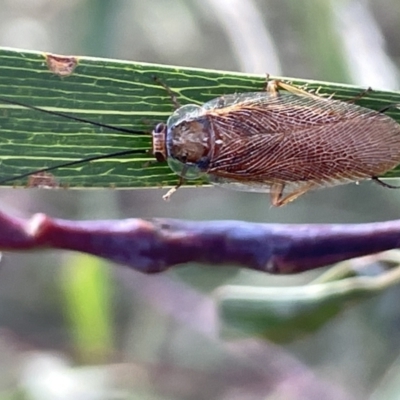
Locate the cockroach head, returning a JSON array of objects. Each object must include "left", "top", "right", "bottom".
[{"left": 152, "top": 122, "right": 168, "bottom": 162}]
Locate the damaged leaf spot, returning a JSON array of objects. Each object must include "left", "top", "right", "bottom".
[
  {"left": 26, "top": 172, "right": 59, "bottom": 189},
  {"left": 45, "top": 53, "right": 78, "bottom": 77}
]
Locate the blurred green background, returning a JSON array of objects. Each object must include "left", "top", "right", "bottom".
[{"left": 1, "top": 0, "right": 400, "bottom": 399}]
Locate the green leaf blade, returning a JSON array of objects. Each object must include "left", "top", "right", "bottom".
[{"left": 1, "top": 47, "right": 400, "bottom": 188}]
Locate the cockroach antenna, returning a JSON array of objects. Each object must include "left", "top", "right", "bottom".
[
  {"left": 0, "top": 97, "right": 151, "bottom": 185},
  {"left": 371, "top": 176, "right": 400, "bottom": 189}
]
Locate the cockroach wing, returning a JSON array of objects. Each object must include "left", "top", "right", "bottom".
[{"left": 203, "top": 92, "right": 400, "bottom": 188}]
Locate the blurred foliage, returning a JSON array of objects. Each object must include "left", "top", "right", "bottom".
[
  {"left": 217, "top": 251, "right": 400, "bottom": 343},
  {"left": 60, "top": 254, "right": 114, "bottom": 364}
]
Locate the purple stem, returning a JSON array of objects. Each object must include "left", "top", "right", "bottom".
[{"left": 1, "top": 211, "right": 400, "bottom": 274}]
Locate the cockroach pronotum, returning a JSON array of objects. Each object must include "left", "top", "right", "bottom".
[{"left": 1, "top": 79, "right": 400, "bottom": 206}]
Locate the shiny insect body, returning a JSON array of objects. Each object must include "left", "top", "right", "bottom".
[
  {"left": 1, "top": 80, "right": 400, "bottom": 206},
  {"left": 153, "top": 80, "right": 400, "bottom": 206}
]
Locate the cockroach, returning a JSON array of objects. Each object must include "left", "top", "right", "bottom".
[
  {"left": 0, "top": 79, "right": 400, "bottom": 206},
  {"left": 153, "top": 79, "right": 400, "bottom": 205}
]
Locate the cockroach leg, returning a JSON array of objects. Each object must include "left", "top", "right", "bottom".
[
  {"left": 163, "top": 176, "right": 185, "bottom": 201},
  {"left": 267, "top": 80, "right": 322, "bottom": 100},
  {"left": 266, "top": 80, "right": 280, "bottom": 97},
  {"left": 265, "top": 74, "right": 311, "bottom": 98},
  {"left": 346, "top": 87, "right": 372, "bottom": 104},
  {"left": 263, "top": 73, "right": 271, "bottom": 90},
  {"left": 270, "top": 182, "right": 285, "bottom": 206},
  {"left": 153, "top": 76, "right": 182, "bottom": 110},
  {"left": 378, "top": 103, "right": 400, "bottom": 114},
  {"left": 372, "top": 176, "right": 400, "bottom": 189},
  {"left": 271, "top": 182, "right": 315, "bottom": 207},
  {"left": 268, "top": 79, "right": 373, "bottom": 107}
]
